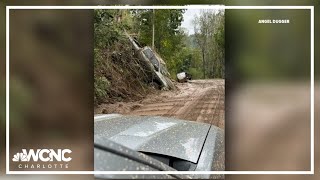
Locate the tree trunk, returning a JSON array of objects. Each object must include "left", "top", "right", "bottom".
[{"left": 202, "top": 49, "right": 206, "bottom": 79}]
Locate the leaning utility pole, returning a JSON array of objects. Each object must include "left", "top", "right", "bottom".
[{"left": 152, "top": 9, "right": 155, "bottom": 49}]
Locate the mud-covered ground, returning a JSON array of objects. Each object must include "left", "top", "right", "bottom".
[{"left": 95, "top": 79, "right": 225, "bottom": 129}]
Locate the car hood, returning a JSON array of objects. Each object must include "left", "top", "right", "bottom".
[{"left": 94, "top": 114, "right": 211, "bottom": 163}]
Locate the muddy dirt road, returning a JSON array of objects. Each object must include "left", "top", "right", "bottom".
[{"left": 95, "top": 79, "right": 225, "bottom": 129}]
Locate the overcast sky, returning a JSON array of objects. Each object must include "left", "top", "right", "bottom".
[
  {"left": 181, "top": 9, "right": 201, "bottom": 35},
  {"left": 181, "top": 7, "right": 224, "bottom": 35}
]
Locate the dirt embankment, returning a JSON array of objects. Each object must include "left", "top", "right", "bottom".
[{"left": 95, "top": 79, "right": 225, "bottom": 129}]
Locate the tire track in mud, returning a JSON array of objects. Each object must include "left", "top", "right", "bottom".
[
  {"left": 210, "top": 85, "right": 224, "bottom": 127},
  {"left": 128, "top": 79, "right": 225, "bottom": 129},
  {"left": 179, "top": 88, "right": 216, "bottom": 122},
  {"left": 161, "top": 88, "right": 199, "bottom": 117}
]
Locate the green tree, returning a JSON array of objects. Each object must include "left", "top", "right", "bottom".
[
  {"left": 131, "top": 9, "right": 186, "bottom": 76},
  {"left": 194, "top": 9, "right": 225, "bottom": 79}
]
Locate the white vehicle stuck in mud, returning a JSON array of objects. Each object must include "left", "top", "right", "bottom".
[{"left": 177, "top": 72, "right": 192, "bottom": 83}]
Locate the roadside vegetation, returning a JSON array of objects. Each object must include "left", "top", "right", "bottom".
[{"left": 94, "top": 9, "right": 224, "bottom": 106}]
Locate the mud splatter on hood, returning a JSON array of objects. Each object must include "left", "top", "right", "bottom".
[{"left": 94, "top": 114, "right": 210, "bottom": 163}]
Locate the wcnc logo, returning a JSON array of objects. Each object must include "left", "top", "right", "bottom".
[{"left": 12, "top": 149, "right": 72, "bottom": 169}]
